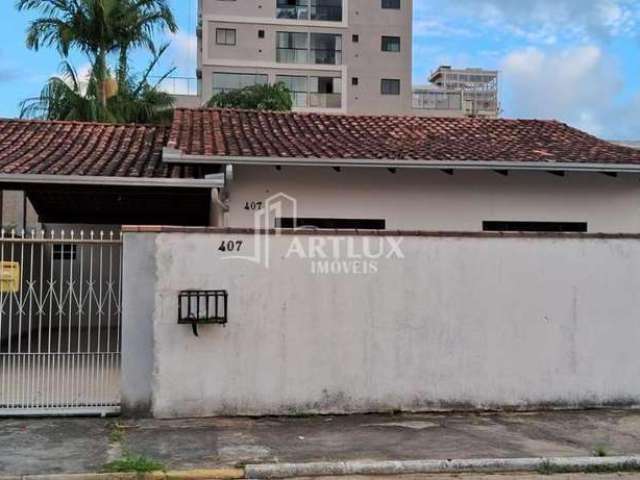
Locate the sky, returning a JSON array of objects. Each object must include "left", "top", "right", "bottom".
[{"left": 1, "top": 0, "right": 640, "bottom": 139}]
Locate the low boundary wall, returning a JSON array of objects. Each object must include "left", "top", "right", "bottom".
[{"left": 122, "top": 228, "right": 640, "bottom": 417}]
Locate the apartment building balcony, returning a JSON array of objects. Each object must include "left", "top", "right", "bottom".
[
  {"left": 276, "top": 47, "right": 342, "bottom": 65},
  {"left": 310, "top": 93, "right": 341, "bottom": 108},
  {"left": 289, "top": 92, "right": 342, "bottom": 108},
  {"left": 413, "top": 88, "right": 499, "bottom": 118},
  {"left": 290, "top": 92, "right": 341, "bottom": 108},
  {"left": 150, "top": 75, "right": 202, "bottom": 108},
  {"left": 280, "top": 75, "right": 342, "bottom": 109},
  {"left": 277, "top": 32, "right": 343, "bottom": 65},
  {"left": 276, "top": 1, "right": 343, "bottom": 22},
  {"left": 413, "top": 89, "right": 462, "bottom": 111},
  {"left": 152, "top": 76, "right": 199, "bottom": 96}
]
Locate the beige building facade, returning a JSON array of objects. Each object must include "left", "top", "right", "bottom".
[
  {"left": 198, "top": 0, "right": 414, "bottom": 115},
  {"left": 222, "top": 166, "right": 640, "bottom": 233}
]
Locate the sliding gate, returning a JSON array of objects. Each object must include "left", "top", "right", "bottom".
[{"left": 0, "top": 230, "right": 122, "bottom": 416}]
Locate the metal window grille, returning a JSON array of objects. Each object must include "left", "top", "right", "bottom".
[{"left": 178, "top": 290, "right": 228, "bottom": 326}]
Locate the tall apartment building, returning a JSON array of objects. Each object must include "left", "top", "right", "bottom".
[{"left": 197, "top": 0, "right": 414, "bottom": 115}]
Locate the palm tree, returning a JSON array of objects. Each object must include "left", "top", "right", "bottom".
[
  {"left": 19, "top": 62, "right": 107, "bottom": 122},
  {"left": 114, "top": 1, "right": 177, "bottom": 91},
  {"left": 20, "top": 46, "right": 176, "bottom": 124},
  {"left": 16, "top": 0, "right": 177, "bottom": 108}
]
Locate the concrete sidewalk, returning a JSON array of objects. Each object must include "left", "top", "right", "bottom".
[{"left": 1, "top": 409, "right": 640, "bottom": 475}]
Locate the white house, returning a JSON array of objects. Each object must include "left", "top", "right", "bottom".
[
  {"left": 4, "top": 110, "right": 640, "bottom": 418},
  {"left": 108, "top": 108, "right": 640, "bottom": 418},
  {"left": 164, "top": 108, "right": 640, "bottom": 234}
]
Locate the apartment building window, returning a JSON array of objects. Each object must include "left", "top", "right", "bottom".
[
  {"left": 381, "top": 0, "right": 400, "bottom": 8},
  {"left": 276, "top": 0, "right": 343, "bottom": 22},
  {"left": 276, "top": 32, "right": 342, "bottom": 65},
  {"left": 352, "top": 77, "right": 359, "bottom": 86},
  {"left": 310, "top": 76, "right": 341, "bottom": 107},
  {"left": 212, "top": 73, "right": 268, "bottom": 94},
  {"left": 277, "top": 75, "right": 342, "bottom": 108},
  {"left": 277, "top": 75, "right": 308, "bottom": 107},
  {"left": 276, "top": 0, "right": 306, "bottom": 19},
  {"left": 215, "top": 28, "right": 237, "bottom": 46},
  {"left": 311, "top": 33, "right": 342, "bottom": 64},
  {"left": 381, "top": 36, "right": 400, "bottom": 52},
  {"left": 381, "top": 79, "right": 400, "bottom": 95},
  {"left": 276, "top": 32, "right": 308, "bottom": 63}
]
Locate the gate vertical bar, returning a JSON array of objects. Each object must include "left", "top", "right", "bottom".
[
  {"left": 77, "top": 231, "right": 85, "bottom": 409},
  {"left": 7, "top": 232, "right": 14, "bottom": 408},
  {"left": 0, "top": 230, "right": 5, "bottom": 407}
]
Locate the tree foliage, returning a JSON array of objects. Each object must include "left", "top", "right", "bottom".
[
  {"left": 20, "top": 46, "right": 175, "bottom": 124},
  {"left": 16, "top": 0, "right": 177, "bottom": 122},
  {"left": 207, "top": 83, "right": 293, "bottom": 111}
]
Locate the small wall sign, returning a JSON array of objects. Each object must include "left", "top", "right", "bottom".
[{"left": 0, "top": 262, "right": 20, "bottom": 293}]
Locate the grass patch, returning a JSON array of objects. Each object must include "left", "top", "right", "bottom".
[
  {"left": 536, "top": 460, "right": 640, "bottom": 475},
  {"left": 109, "top": 426, "right": 125, "bottom": 444},
  {"left": 103, "top": 454, "right": 165, "bottom": 473}
]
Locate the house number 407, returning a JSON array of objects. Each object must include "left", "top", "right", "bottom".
[
  {"left": 218, "top": 240, "right": 243, "bottom": 252},
  {"left": 244, "top": 201, "right": 263, "bottom": 211}
]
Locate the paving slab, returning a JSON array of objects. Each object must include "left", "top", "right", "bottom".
[
  {"left": 0, "top": 418, "right": 109, "bottom": 475},
  {"left": 1, "top": 410, "right": 640, "bottom": 475}
]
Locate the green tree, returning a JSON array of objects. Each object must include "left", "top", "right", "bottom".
[
  {"left": 207, "top": 83, "right": 293, "bottom": 111},
  {"left": 17, "top": 0, "right": 177, "bottom": 115},
  {"left": 20, "top": 45, "right": 175, "bottom": 124}
]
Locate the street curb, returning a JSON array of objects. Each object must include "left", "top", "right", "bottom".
[
  {"left": 22, "top": 475, "right": 138, "bottom": 480},
  {"left": 6, "top": 457, "right": 640, "bottom": 480},
  {"left": 158, "top": 469, "right": 245, "bottom": 480},
  {"left": 244, "top": 456, "right": 640, "bottom": 478},
  {"left": 13, "top": 469, "right": 244, "bottom": 480}
]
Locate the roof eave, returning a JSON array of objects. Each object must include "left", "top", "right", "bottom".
[
  {"left": 162, "top": 149, "right": 640, "bottom": 173},
  {"left": 0, "top": 173, "right": 224, "bottom": 189}
]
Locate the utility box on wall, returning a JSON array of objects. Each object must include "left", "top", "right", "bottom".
[{"left": 178, "top": 290, "right": 228, "bottom": 336}]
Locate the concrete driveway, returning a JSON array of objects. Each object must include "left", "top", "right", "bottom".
[{"left": 1, "top": 409, "right": 640, "bottom": 475}]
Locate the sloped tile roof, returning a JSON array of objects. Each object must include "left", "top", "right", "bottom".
[
  {"left": 168, "top": 108, "right": 640, "bottom": 165},
  {"left": 0, "top": 118, "right": 198, "bottom": 179}
]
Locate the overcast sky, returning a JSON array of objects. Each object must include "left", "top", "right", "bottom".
[{"left": 1, "top": 0, "right": 640, "bottom": 140}]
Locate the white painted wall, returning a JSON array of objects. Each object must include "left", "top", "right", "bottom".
[
  {"left": 226, "top": 166, "right": 640, "bottom": 233},
  {"left": 122, "top": 231, "right": 640, "bottom": 417}
]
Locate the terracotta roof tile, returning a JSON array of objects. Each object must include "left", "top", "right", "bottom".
[
  {"left": 0, "top": 118, "right": 196, "bottom": 179},
  {"left": 167, "top": 108, "right": 640, "bottom": 165}
]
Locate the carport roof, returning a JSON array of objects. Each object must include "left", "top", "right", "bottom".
[
  {"left": 0, "top": 118, "right": 221, "bottom": 188},
  {"left": 164, "top": 108, "right": 640, "bottom": 172}
]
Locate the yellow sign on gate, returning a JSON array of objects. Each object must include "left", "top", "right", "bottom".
[{"left": 0, "top": 262, "right": 20, "bottom": 293}]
